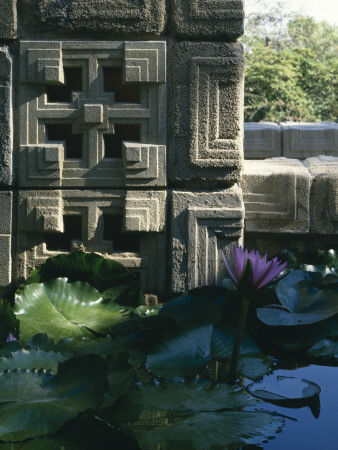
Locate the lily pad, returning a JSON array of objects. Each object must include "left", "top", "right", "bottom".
[
  {"left": 135, "top": 410, "right": 284, "bottom": 450},
  {"left": 20, "top": 252, "right": 144, "bottom": 306},
  {"left": 247, "top": 375, "right": 321, "bottom": 406},
  {"left": 146, "top": 320, "right": 213, "bottom": 379},
  {"left": 0, "top": 299, "right": 20, "bottom": 343},
  {"left": 307, "top": 337, "right": 338, "bottom": 361},
  {"left": 0, "top": 348, "right": 67, "bottom": 372},
  {"left": 257, "top": 270, "right": 338, "bottom": 326},
  {"left": 14, "top": 278, "right": 131, "bottom": 340},
  {"left": 158, "top": 295, "right": 222, "bottom": 324},
  {"left": 146, "top": 320, "right": 272, "bottom": 380},
  {"left": 0, "top": 354, "right": 108, "bottom": 441}
]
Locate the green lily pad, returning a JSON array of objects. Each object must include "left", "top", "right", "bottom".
[
  {"left": 257, "top": 270, "right": 338, "bottom": 326},
  {"left": 146, "top": 320, "right": 272, "bottom": 380},
  {"left": 158, "top": 295, "right": 222, "bottom": 324},
  {"left": 247, "top": 375, "right": 321, "bottom": 406},
  {"left": 14, "top": 278, "right": 131, "bottom": 340},
  {"left": 307, "top": 337, "right": 338, "bottom": 361},
  {"left": 20, "top": 252, "right": 144, "bottom": 306},
  {"left": 146, "top": 320, "right": 213, "bottom": 379},
  {"left": 135, "top": 410, "right": 284, "bottom": 450},
  {"left": 0, "top": 354, "right": 108, "bottom": 441},
  {"left": 0, "top": 348, "right": 67, "bottom": 372}
]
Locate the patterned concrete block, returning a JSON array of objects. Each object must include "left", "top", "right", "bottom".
[
  {"left": 170, "top": 42, "right": 245, "bottom": 186},
  {"left": 171, "top": 186, "right": 244, "bottom": 293},
  {"left": 23, "top": 0, "right": 165, "bottom": 35},
  {"left": 170, "top": 0, "right": 244, "bottom": 39},
  {"left": 125, "top": 191, "right": 166, "bottom": 232},
  {"left": 0, "top": 48, "right": 13, "bottom": 186},
  {"left": 244, "top": 122, "right": 282, "bottom": 159},
  {"left": 19, "top": 41, "right": 166, "bottom": 188},
  {"left": 17, "top": 190, "right": 166, "bottom": 292},
  {"left": 303, "top": 156, "right": 338, "bottom": 234},
  {"left": 0, "top": 0, "right": 16, "bottom": 38},
  {"left": 242, "top": 158, "right": 311, "bottom": 233},
  {"left": 0, "top": 192, "right": 12, "bottom": 293},
  {"left": 281, "top": 122, "right": 338, "bottom": 158}
]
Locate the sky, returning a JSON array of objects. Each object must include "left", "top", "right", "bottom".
[{"left": 245, "top": 0, "right": 338, "bottom": 26}]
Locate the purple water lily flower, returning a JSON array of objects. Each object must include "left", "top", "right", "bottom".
[
  {"left": 6, "top": 332, "right": 17, "bottom": 342},
  {"left": 222, "top": 246, "right": 287, "bottom": 292}
]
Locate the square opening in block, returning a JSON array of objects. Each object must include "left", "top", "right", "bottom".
[
  {"left": 46, "top": 123, "right": 83, "bottom": 159},
  {"left": 47, "top": 68, "right": 83, "bottom": 103},
  {"left": 45, "top": 215, "right": 83, "bottom": 251},
  {"left": 103, "top": 214, "right": 140, "bottom": 252},
  {"left": 103, "top": 67, "right": 140, "bottom": 103},
  {"left": 103, "top": 124, "right": 141, "bottom": 158}
]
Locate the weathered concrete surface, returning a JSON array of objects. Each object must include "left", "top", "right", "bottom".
[
  {"left": 170, "top": 41, "right": 245, "bottom": 186},
  {"left": 0, "top": 48, "right": 13, "bottom": 186},
  {"left": 171, "top": 185, "right": 244, "bottom": 293},
  {"left": 281, "top": 122, "right": 338, "bottom": 158},
  {"left": 242, "top": 158, "right": 311, "bottom": 233},
  {"left": 19, "top": 40, "right": 166, "bottom": 188},
  {"left": 16, "top": 189, "right": 166, "bottom": 292},
  {"left": 303, "top": 156, "right": 338, "bottom": 234},
  {"left": 0, "top": 192, "right": 12, "bottom": 294},
  {"left": 0, "top": 0, "right": 16, "bottom": 38},
  {"left": 170, "top": 0, "right": 244, "bottom": 39},
  {"left": 244, "top": 122, "right": 281, "bottom": 159},
  {"left": 23, "top": 0, "right": 165, "bottom": 35}
]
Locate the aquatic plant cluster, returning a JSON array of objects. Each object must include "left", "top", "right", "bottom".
[{"left": 0, "top": 248, "right": 337, "bottom": 449}]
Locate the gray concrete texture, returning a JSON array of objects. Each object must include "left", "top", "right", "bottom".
[
  {"left": 0, "top": 0, "right": 16, "bottom": 38},
  {"left": 169, "top": 41, "right": 245, "bottom": 186},
  {"left": 244, "top": 122, "right": 338, "bottom": 159}
]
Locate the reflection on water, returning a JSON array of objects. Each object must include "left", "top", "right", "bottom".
[{"left": 246, "top": 365, "right": 338, "bottom": 450}]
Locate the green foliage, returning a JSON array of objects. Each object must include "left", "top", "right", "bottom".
[
  {"left": 21, "top": 251, "right": 144, "bottom": 306},
  {"left": 243, "top": 2, "right": 338, "bottom": 122},
  {"left": 14, "top": 278, "right": 132, "bottom": 341}
]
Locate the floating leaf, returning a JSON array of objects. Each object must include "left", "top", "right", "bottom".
[
  {"left": 146, "top": 320, "right": 213, "bottom": 379},
  {"left": 257, "top": 270, "right": 338, "bottom": 326},
  {"left": 20, "top": 252, "right": 144, "bottom": 306},
  {"left": 307, "top": 337, "right": 338, "bottom": 361},
  {"left": 0, "top": 355, "right": 108, "bottom": 441},
  {"left": 247, "top": 375, "right": 321, "bottom": 407},
  {"left": 158, "top": 295, "right": 222, "bottom": 324},
  {"left": 0, "top": 348, "right": 67, "bottom": 372},
  {"left": 14, "top": 278, "right": 130, "bottom": 340}
]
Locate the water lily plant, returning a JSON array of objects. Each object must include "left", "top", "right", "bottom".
[{"left": 222, "top": 246, "right": 287, "bottom": 383}]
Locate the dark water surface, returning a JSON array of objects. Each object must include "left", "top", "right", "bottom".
[{"left": 249, "top": 365, "right": 338, "bottom": 450}]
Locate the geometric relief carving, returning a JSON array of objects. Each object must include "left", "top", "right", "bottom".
[
  {"left": 172, "top": 0, "right": 244, "bottom": 39},
  {"left": 19, "top": 145, "right": 65, "bottom": 186},
  {"left": 171, "top": 187, "right": 244, "bottom": 293},
  {"left": 17, "top": 190, "right": 166, "bottom": 292},
  {"left": 125, "top": 191, "right": 166, "bottom": 232},
  {"left": 190, "top": 57, "right": 244, "bottom": 166},
  {"left": 18, "top": 191, "right": 63, "bottom": 233},
  {"left": 124, "top": 42, "right": 166, "bottom": 83},
  {"left": 281, "top": 122, "right": 338, "bottom": 158},
  {"left": 303, "top": 156, "right": 338, "bottom": 234},
  {"left": 171, "top": 42, "right": 244, "bottom": 185},
  {"left": 19, "top": 41, "right": 167, "bottom": 188},
  {"left": 244, "top": 123, "right": 282, "bottom": 159},
  {"left": 123, "top": 143, "right": 166, "bottom": 186},
  {"left": 242, "top": 159, "right": 311, "bottom": 233}
]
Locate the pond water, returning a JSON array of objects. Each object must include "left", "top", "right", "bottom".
[{"left": 247, "top": 364, "right": 338, "bottom": 450}]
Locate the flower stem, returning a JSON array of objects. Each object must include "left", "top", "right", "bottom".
[{"left": 228, "top": 297, "right": 250, "bottom": 384}]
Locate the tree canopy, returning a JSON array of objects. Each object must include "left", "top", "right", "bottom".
[{"left": 242, "top": 1, "right": 338, "bottom": 122}]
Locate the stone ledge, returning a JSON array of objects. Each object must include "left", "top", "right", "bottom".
[{"left": 244, "top": 122, "right": 338, "bottom": 159}]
